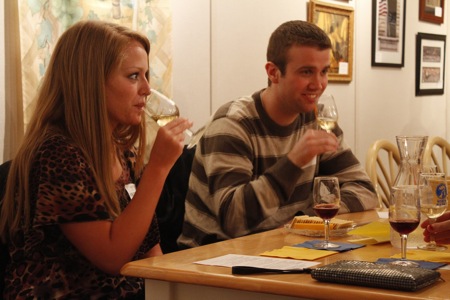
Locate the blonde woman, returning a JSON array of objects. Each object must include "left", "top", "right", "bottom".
[{"left": 0, "top": 20, "right": 191, "bottom": 298}]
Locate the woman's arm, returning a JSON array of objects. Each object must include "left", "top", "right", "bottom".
[{"left": 60, "top": 118, "right": 191, "bottom": 275}]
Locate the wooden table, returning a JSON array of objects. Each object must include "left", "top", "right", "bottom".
[{"left": 121, "top": 210, "right": 450, "bottom": 300}]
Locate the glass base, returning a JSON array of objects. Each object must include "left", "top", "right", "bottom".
[
  {"left": 313, "top": 241, "right": 340, "bottom": 249},
  {"left": 389, "top": 259, "right": 420, "bottom": 267},
  {"left": 418, "top": 243, "right": 448, "bottom": 251}
]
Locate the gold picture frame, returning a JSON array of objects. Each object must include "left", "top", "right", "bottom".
[{"left": 308, "top": 0, "right": 354, "bottom": 83}]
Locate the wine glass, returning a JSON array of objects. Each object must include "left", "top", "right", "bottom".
[
  {"left": 389, "top": 185, "right": 420, "bottom": 267},
  {"left": 316, "top": 94, "right": 338, "bottom": 133},
  {"left": 313, "top": 176, "right": 341, "bottom": 249},
  {"left": 146, "top": 89, "right": 205, "bottom": 149},
  {"left": 418, "top": 172, "right": 448, "bottom": 251}
]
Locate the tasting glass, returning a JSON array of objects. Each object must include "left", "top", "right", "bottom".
[
  {"left": 418, "top": 172, "right": 448, "bottom": 251},
  {"left": 145, "top": 89, "right": 204, "bottom": 149},
  {"left": 313, "top": 176, "right": 341, "bottom": 249},
  {"left": 316, "top": 94, "right": 338, "bottom": 133},
  {"left": 389, "top": 185, "right": 420, "bottom": 267}
]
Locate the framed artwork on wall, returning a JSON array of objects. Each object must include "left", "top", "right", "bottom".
[
  {"left": 371, "top": 0, "right": 406, "bottom": 67},
  {"left": 308, "top": 0, "right": 354, "bottom": 82},
  {"left": 419, "top": 0, "right": 444, "bottom": 24},
  {"left": 416, "top": 32, "right": 446, "bottom": 96}
]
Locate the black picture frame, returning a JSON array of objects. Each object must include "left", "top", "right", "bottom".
[
  {"left": 371, "top": 0, "right": 406, "bottom": 67},
  {"left": 416, "top": 32, "right": 446, "bottom": 96}
]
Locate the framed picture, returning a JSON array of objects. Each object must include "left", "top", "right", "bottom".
[
  {"left": 416, "top": 33, "right": 446, "bottom": 96},
  {"left": 419, "top": 0, "right": 444, "bottom": 24},
  {"left": 308, "top": 0, "right": 354, "bottom": 82},
  {"left": 371, "top": 0, "right": 406, "bottom": 67}
]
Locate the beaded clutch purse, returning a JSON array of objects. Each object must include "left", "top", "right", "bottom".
[{"left": 311, "top": 260, "right": 442, "bottom": 291}]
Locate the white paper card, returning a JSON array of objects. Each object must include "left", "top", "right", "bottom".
[
  {"left": 435, "top": 7, "right": 442, "bottom": 17},
  {"left": 338, "top": 62, "right": 348, "bottom": 75},
  {"left": 195, "top": 254, "right": 319, "bottom": 270},
  {"left": 377, "top": 210, "right": 388, "bottom": 219}
]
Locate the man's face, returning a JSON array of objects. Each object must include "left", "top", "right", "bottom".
[{"left": 276, "top": 45, "right": 331, "bottom": 114}]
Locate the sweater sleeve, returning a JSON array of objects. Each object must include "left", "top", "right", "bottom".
[
  {"left": 200, "top": 117, "right": 304, "bottom": 237},
  {"left": 316, "top": 129, "right": 379, "bottom": 213}
]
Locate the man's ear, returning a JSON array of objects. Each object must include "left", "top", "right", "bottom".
[{"left": 265, "top": 62, "right": 280, "bottom": 84}]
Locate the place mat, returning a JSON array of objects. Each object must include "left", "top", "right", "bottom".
[
  {"left": 390, "top": 249, "right": 450, "bottom": 264},
  {"left": 294, "top": 240, "right": 365, "bottom": 252},
  {"left": 260, "top": 246, "right": 337, "bottom": 260},
  {"left": 347, "top": 221, "right": 390, "bottom": 244},
  {"left": 376, "top": 258, "right": 446, "bottom": 270}
]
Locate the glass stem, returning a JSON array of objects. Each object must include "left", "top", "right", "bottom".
[
  {"left": 428, "top": 218, "right": 437, "bottom": 246},
  {"left": 324, "top": 219, "right": 331, "bottom": 245},
  {"left": 400, "top": 234, "right": 408, "bottom": 260}
]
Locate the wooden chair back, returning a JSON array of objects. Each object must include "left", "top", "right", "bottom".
[
  {"left": 423, "top": 136, "right": 450, "bottom": 175},
  {"left": 365, "top": 140, "right": 401, "bottom": 208}
]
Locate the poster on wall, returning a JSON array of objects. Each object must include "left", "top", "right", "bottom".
[
  {"left": 308, "top": 0, "right": 354, "bottom": 83},
  {"left": 415, "top": 32, "right": 446, "bottom": 96},
  {"left": 371, "top": 0, "right": 406, "bottom": 67},
  {"left": 17, "top": 0, "right": 173, "bottom": 129}
]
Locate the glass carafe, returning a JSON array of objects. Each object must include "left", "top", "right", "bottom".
[{"left": 390, "top": 136, "right": 428, "bottom": 248}]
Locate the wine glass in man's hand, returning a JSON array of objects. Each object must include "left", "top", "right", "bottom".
[{"left": 316, "top": 94, "right": 338, "bottom": 133}]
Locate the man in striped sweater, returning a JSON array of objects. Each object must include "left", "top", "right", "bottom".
[{"left": 178, "top": 20, "right": 378, "bottom": 248}]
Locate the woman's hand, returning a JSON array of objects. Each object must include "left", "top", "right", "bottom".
[
  {"left": 421, "top": 211, "right": 450, "bottom": 244},
  {"left": 149, "top": 117, "right": 193, "bottom": 171}
]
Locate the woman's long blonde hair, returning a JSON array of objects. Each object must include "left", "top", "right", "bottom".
[{"left": 0, "top": 20, "right": 150, "bottom": 241}]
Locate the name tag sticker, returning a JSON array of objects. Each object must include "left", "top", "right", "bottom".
[{"left": 125, "top": 183, "right": 136, "bottom": 199}]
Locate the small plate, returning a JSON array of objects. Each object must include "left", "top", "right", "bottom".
[{"left": 284, "top": 223, "right": 356, "bottom": 237}]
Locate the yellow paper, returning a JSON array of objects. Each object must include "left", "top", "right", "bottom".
[
  {"left": 260, "top": 246, "right": 337, "bottom": 260},
  {"left": 391, "top": 250, "right": 450, "bottom": 263},
  {"left": 347, "top": 221, "right": 390, "bottom": 244}
]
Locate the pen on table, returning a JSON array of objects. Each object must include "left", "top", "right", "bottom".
[{"left": 232, "top": 266, "right": 312, "bottom": 275}]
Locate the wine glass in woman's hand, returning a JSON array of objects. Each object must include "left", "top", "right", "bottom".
[
  {"left": 418, "top": 172, "right": 448, "bottom": 251},
  {"left": 146, "top": 89, "right": 204, "bottom": 149},
  {"left": 313, "top": 176, "right": 341, "bottom": 249},
  {"left": 316, "top": 94, "right": 338, "bottom": 133}
]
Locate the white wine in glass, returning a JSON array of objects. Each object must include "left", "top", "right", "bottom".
[
  {"left": 418, "top": 172, "right": 448, "bottom": 251},
  {"left": 316, "top": 94, "right": 338, "bottom": 133},
  {"left": 146, "top": 89, "right": 205, "bottom": 149}
]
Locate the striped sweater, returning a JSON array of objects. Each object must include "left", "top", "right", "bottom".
[{"left": 178, "top": 90, "right": 378, "bottom": 248}]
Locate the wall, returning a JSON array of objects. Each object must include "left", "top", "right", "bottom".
[
  {"left": 173, "top": 0, "right": 357, "bottom": 147},
  {"left": 2, "top": 0, "right": 449, "bottom": 164},
  {"left": 356, "top": 0, "right": 449, "bottom": 160},
  {"left": 172, "top": 0, "right": 450, "bottom": 165},
  {"left": 172, "top": 0, "right": 211, "bottom": 133}
]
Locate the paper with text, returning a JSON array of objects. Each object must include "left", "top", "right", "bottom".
[{"left": 194, "top": 254, "right": 319, "bottom": 270}]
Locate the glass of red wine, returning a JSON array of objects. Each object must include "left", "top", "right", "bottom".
[
  {"left": 389, "top": 185, "right": 420, "bottom": 267},
  {"left": 313, "top": 176, "right": 341, "bottom": 249}
]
